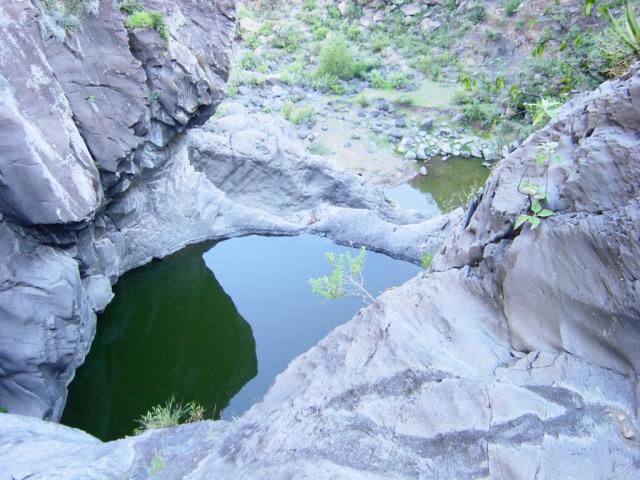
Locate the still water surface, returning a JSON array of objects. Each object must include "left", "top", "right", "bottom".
[
  {"left": 385, "top": 157, "right": 490, "bottom": 213},
  {"left": 62, "top": 235, "right": 420, "bottom": 440}
]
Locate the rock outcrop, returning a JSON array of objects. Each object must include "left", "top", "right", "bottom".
[
  {"left": 2, "top": 62, "right": 639, "bottom": 479},
  {"left": 0, "top": 0, "right": 453, "bottom": 422},
  {"left": 0, "top": 0, "right": 233, "bottom": 420}
]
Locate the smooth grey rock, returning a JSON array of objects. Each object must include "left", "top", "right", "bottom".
[
  {"left": 375, "top": 97, "right": 390, "bottom": 111},
  {"left": 389, "top": 128, "right": 404, "bottom": 139},
  {"left": 0, "top": 0, "right": 235, "bottom": 421},
  {"left": 419, "top": 165, "right": 428, "bottom": 175},
  {"left": 82, "top": 275, "right": 114, "bottom": 313},
  {"left": 419, "top": 17, "right": 441, "bottom": 33},
  {"left": 438, "top": 63, "right": 640, "bottom": 375},
  {"left": 420, "top": 116, "right": 433, "bottom": 129},
  {"left": 0, "top": 2, "right": 102, "bottom": 225},
  {"left": 397, "top": 137, "right": 411, "bottom": 153},
  {"left": 481, "top": 146, "right": 498, "bottom": 161},
  {"left": 0, "top": 226, "right": 95, "bottom": 420}
]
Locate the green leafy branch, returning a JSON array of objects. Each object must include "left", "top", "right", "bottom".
[
  {"left": 525, "top": 98, "right": 561, "bottom": 127},
  {"left": 309, "top": 246, "right": 375, "bottom": 304}
]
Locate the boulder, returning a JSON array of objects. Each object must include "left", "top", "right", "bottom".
[
  {"left": 238, "top": 17, "right": 261, "bottom": 33},
  {"left": 401, "top": 2, "right": 422, "bottom": 16},
  {"left": 420, "top": 17, "right": 442, "bottom": 32}
]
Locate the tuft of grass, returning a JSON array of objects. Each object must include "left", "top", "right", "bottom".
[
  {"left": 396, "top": 94, "right": 415, "bottom": 106},
  {"left": 125, "top": 10, "right": 169, "bottom": 40},
  {"left": 135, "top": 396, "right": 206, "bottom": 434},
  {"left": 354, "top": 92, "right": 369, "bottom": 107},
  {"left": 466, "top": 4, "right": 487, "bottom": 23},
  {"left": 388, "top": 71, "right": 411, "bottom": 89},
  {"left": 282, "top": 102, "right": 316, "bottom": 125},
  {"left": 118, "top": 0, "right": 144, "bottom": 14},
  {"left": 271, "top": 23, "right": 302, "bottom": 52},
  {"left": 368, "top": 69, "right": 390, "bottom": 89},
  {"left": 502, "top": 0, "right": 520, "bottom": 17},
  {"left": 149, "top": 453, "right": 165, "bottom": 476},
  {"left": 346, "top": 24, "right": 363, "bottom": 41},
  {"left": 308, "top": 141, "right": 332, "bottom": 155},
  {"left": 421, "top": 253, "right": 433, "bottom": 269},
  {"left": 42, "top": 0, "right": 89, "bottom": 38},
  {"left": 302, "top": 0, "right": 316, "bottom": 11},
  {"left": 240, "top": 51, "right": 259, "bottom": 70},
  {"left": 371, "top": 32, "right": 391, "bottom": 53}
]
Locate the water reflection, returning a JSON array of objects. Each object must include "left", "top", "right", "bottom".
[{"left": 62, "top": 243, "right": 257, "bottom": 441}]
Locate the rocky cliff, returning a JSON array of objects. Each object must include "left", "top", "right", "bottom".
[
  {"left": 2, "top": 60, "right": 638, "bottom": 479},
  {"left": 0, "top": 0, "right": 451, "bottom": 423}
]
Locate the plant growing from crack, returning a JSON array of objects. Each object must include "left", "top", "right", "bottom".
[
  {"left": 309, "top": 246, "right": 375, "bottom": 304},
  {"left": 535, "top": 140, "right": 562, "bottom": 167},
  {"left": 149, "top": 452, "right": 165, "bottom": 476},
  {"left": 135, "top": 396, "right": 207, "bottom": 434},
  {"left": 514, "top": 181, "right": 555, "bottom": 230},
  {"left": 515, "top": 141, "right": 563, "bottom": 230},
  {"left": 421, "top": 252, "right": 433, "bottom": 269}
]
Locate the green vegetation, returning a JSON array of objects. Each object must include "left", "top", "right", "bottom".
[
  {"left": 227, "top": 0, "right": 636, "bottom": 159},
  {"left": 526, "top": 98, "right": 561, "bottom": 127},
  {"left": 368, "top": 69, "right": 390, "bottom": 89},
  {"left": 454, "top": 92, "right": 501, "bottom": 127},
  {"left": 41, "top": 0, "right": 91, "bottom": 38},
  {"left": 308, "top": 141, "right": 332, "bottom": 155},
  {"left": 0, "top": 406, "right": 7, "bottom": 413},
  {"left": 135, "top": 396, "right": 205, "bottom": 434},
  {"left": 502, "top": 0, "right": 520, "bottom": 17},
  {"left": 313, "top": 35, "right": 366, "bottom": 92},
  {"left": 466, "top": 4, "right": 487, "bottom": 23},
  {"left": 149, "top": 453, "right": 166, "bottom": 476},
  {"left": 535, "top": 141, "right": 562, "bottom": 167},
  {"left": 271, "top": 23, "right": 302, "bottom": 52},
  {"left": 118, "top": 0, "right": 143, "bottom": 14},
  {"left": 372, "top": 32, "right": 391, "bottom": 53},
  {"left": 514, "top": 140, "right": 562, "bottom": 231},
  {"left": 354, "top": 92, "right": 369, "bottom": 108},
  {"left": 309, "top": 247, "right": 375, "bottom": 304},
  {"left": 514, "top": 182, "right": 556, "bottom": 230},
  {"left": 282, "top": 102, "right": 315, "bottom": 125},
  {"left": 421, "top": 253, "right": 433, "bottom": 269},
  {"left": 124, "top": 10, "right": 169, "bottom": 40},
  {"left": 598, "top": 3, "right": 640, "bottom": 77}
]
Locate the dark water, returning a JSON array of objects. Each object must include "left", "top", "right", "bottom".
[
  {"left": 62, "top": 235, "right": 420, "bottom": 440},
  {"left": 386, "top": 157, "right": 490, "bottom": 213}
]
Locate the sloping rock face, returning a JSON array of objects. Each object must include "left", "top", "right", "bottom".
[
  {"left": 2, "top": 65, "right": 638, "bottom": 479},
  {"left": 0, "top": 0, "right": 234, "bottom": 420},
  {"left": 0, "top": 1, "right": 453, "bottom": 422}
]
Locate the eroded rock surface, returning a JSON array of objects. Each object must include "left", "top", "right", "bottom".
[{"left": 0, "top": 0, "right": 453, "bottom": 422}]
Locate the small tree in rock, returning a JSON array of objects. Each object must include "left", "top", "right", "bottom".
[{"left": 309, "top": 246, "right": 375, "bottom": 304}]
